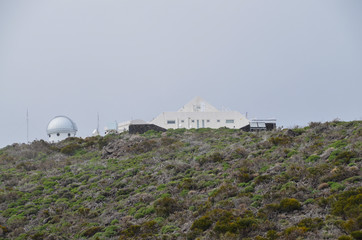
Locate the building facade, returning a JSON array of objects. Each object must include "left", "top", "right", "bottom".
[{"left": 150, "top": 97, "right": 249, "bottom": 129}]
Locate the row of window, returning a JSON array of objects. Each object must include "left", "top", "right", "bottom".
[
  {"left": 167, "top": 119, "right": 234, "bottom": 124},
  {"left": 48, "top": 133, "right": 71, "bottom": 137}
]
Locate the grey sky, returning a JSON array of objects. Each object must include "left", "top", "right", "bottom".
[{"left": 1, "top": 0, "right": 361, "bottom": 147}]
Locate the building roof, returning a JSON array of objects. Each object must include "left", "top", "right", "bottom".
[
  {"left": 177, "top": 96, "right": 219, "bottom": 112},
  {"left": 46, "top": 116, "right": 78, "bottom": 134}
]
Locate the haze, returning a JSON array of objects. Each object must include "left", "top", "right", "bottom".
[{"left": 1, "top": 0, "right": 361, "bottom": 147}]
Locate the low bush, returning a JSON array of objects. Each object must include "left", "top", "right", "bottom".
[
  {"left": 306, "top": 155, "right": 320, "bottom": 162},
  {"left": 279, "top": 198, "right": 302, "bottom": 212},
  {"left": 297, "top": 217, "right": 324, "bottom": 231},
  {"left": 329, "top": 150, "right": 356, "bottom": 165},
  {"left": 338, "top": 236, "right": 353, "bottom": 240},
  {"left": 191, "top": 216, "right": 213, "bottom": 231},
  {"left": 154, "top": 197, "right": 178, "bottom": 217},
  {"left": 81, "top": 226, "right": 103, "bottom": 237},
  {"left": 282, "top": 226, "right": 307, "bottom": 240},
  {"left": 60, "top": 143, "right": 81, "bottom": 155},
  {"left": 269, "top": 136, "right": 291, "bottom": 146},
  {"left": 351, "top": 231, "right": 362, "bottom": 240},
  {"left": 330, "top": 188, "right": 361, "bottom": 218}
]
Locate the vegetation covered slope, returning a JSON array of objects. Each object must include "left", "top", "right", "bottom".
[{"left": 0, "top": 121, "right": 361, "bottom": 240}]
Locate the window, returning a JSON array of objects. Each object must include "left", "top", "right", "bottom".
[
  {"left": 192, "top": 120, "right": 195, "bottom": 123},
  {"left": 226, "top": 119, "right": 234, "bottom": 124},
  {"left": 217, "top": 120, "right": 220, "bottom": 123},
  {"left": 181, "top": 120, "right": 184, "bottom": 123},
  {"left": 57, "top": 133, "right": 60, "bottom": 136},
  {"left": 48, "top": 134, "right": 50, "bottom": 137},
  {"left": 207, "top": 120, "right": 210, "bottom": 123},
  {"left": 68, "top": 133, "right": 71, "bottom": 137},
  {"left": 167, "top": 120, "right": 176, "bottom": 124}
]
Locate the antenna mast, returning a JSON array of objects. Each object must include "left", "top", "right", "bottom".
[
  {"left": 97, "top": 112, "right": 99, "bottom": 132},
  {"left": 26, "top": 109, "right": 29, "bottom": 143}
]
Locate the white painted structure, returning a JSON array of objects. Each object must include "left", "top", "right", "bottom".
[
  {"left": 151, "top": 97, "right": 249, "bottom": 129},
  {"left": 118, "top": 119, "right": 147, "bottom": 133},
  {"left": 46, "top": 116, "right": 78, "bottom": 142}
]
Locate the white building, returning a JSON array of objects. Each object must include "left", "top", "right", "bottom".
[
  {"left": 46, "top": 116, "right": 78, "bottom": 142},
  {"left": 117, "top": 119, "right": 147, "bottom": 133},
  {"left": 150, "top": 97, "right": 249, "bottom": 129}
]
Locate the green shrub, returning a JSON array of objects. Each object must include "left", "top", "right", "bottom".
[
  {"left": 210, "top": 183, "right": 238, "bottom": 200},
  {"left": 161, "top": 224, "right": 179, "bottom": 234},
  {"left": 266, "top": 230, "right": 279, "bottom": 240},
  {"left": 255, "top": 175, "right": 272, "bottom": 184},
  {"left": 214, "top": 216, "right": 257, "bottom": 235},
  {"left": 120, "top": 225, "right": 141, "bottom": 238},
  {"left": 198, "top": 152, "right": 223, "bottom": 164},
  {"left": 134, "top": 206, "right": 155, "bottom": 219},
  {"left": 269, "top": 136, "right": 291, "bottom": 146},
  {"left": 283, "top": 226, "right": 307, "bottom": 239},
  {"left": 237, "top": 167, "right": 254, "bottom": 183},
  {"left": 330, "top": 188, "right": 361, "bottom": 218},
  {"left": 191, "top": 216, "right": 213, "bottom": 231},
  {"left": 279, "top": 198, "right": 302, "bottom": 212},
  {"left": 329, "top": 150, "right": 356, "bottom": 164},
  {"left": 342, "top": 218, "right": 360, "bottom": 232},
  {"left": 204, "top": 209, "right": 257, "bottom": 235},
  {"left": 287, "top": 149, "right": 298, "bottom": 158},
  {"left": 154, "top": 197, "right": 178, "bottom": 217},
  {"left": 329, "top": 140, "right": 348, "bottom": 149},
  {"left": 338, "top": 235, "right": 353, "bottom": 240},
  {"left": 60, "top": 143, "right": 81, "bottom": 155},
  {"left": 351, "top": 231, "right": 362, "bottom": 240},
  {"left": 329, "top": 182, "right": 345, "bottom": 192},
  {"left": 306, "top": 155, "right": 320, "bottom": 162},
  {"left": 297, "top": 218, "right": 324, "bottom": 231},
  {"left": 231, "top": 147, "right": 248, "bottom": 159},
  {"left": 0, "top": 225, "right": 9, "bottom": 235},
  {"left": 179, "top": 178, "right": 195, "bottom": 190},
  {"left": 104, "top": 225, "right": 119, "bottom": 237},
  {"left": 7, "top": 214, "right": 26, "bottom": 228},
  {"left": 81, "top": 226, "right": 103, "bottom": 237}
]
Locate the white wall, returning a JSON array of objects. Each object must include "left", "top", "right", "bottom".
[
  {"left": 151, "top": 111, "right": 249, "bottom": 129},
  {"left": 48, "top": 132, "right": 76, "bottom": 143}
]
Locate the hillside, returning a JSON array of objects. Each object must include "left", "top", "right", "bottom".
[{"left": 0, "top": 121, "right": 361, "bottom": 240}]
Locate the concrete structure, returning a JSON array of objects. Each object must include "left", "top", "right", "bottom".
[
  {"left": 117, "top": 119, "right": 147, "bottom": 133},
  {"left": 241, "top": 119, "right": 277, "bottom": 132},
  {"left": 150, "top": 97, "right": 249, "bottom": 129},
  {"left": 129, "top": 124, "right": 166, "bottom": 134},
  {"left": 46, "top": 116, "right": 78, "bottom": 142}
]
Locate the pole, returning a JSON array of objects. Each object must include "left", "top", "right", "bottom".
[{"left": 26, "top": 109, "right": 29, "bottom": 143}]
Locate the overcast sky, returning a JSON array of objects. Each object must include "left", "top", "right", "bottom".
[{"left": 1, "top": 0, "right": 361, "bottom": 147}]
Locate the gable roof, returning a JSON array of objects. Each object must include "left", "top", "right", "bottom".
[{"left": 177, "top": 96, "right": 219, "bottom": 113}]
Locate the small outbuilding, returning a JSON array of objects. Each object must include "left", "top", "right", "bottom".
[{"left": 47, "top": 116, "right": 78, "bottom": 142}]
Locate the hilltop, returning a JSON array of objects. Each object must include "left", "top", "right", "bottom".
[{"left": 0, "top": 121, "right": 361, "bottom": 240}]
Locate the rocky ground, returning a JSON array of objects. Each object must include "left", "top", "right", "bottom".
[{"left": 0, "top": 120, "right": 361, "bottom": 240}]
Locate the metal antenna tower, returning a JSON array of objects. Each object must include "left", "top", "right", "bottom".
[
  {"left": 26, "top": 109, "right": 29, "bottom": 143},
  {"left": 97, "top": 112, "right": 100, "bottom": 132}
]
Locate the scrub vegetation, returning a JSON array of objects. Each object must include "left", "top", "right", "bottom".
[{"left": 0, "top": 120, "right": 361, "bottom": 239}]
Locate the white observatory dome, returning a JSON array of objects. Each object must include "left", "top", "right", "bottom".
[{"left": 47, "top": 116, "right": 78, "bottom": 142}]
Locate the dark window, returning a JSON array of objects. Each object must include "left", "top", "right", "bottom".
[
  {"left": 57, "top": 133, "right": 60, "bottom": 136},
  {"left": 167, "top": 120, "right": 176, "bottom": 124},
  {"left": 48, "top": 134, "right": 50, "bottom": 137},
  {"left": 226, "top": 120, "right": 234, "bottom": 124},
  {"left": 207, "top": 120, "right": 210, "bottom": 122},
  {"left": 181, "top": 120, "right": 184, "bottom": 123},
  {"left": 217, "top": 120, "right": 220, "bottom": 122},
  {"left": 68, "top": 133, "right": 71, "bottom": 137},
  {"left": 192, "top": 120, "right": 195, "bottom": 123}
]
